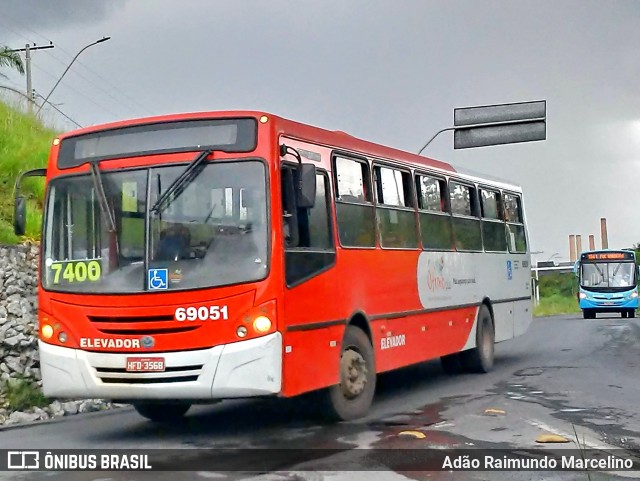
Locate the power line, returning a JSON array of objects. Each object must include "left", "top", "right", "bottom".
[
  {"left": 0, "top": 84, "right": 81, "bottom": 129},
  {"left": 33, "top": 90, "right": 82, "bottom": 128},
  {"left": 0, "top": 11, "right": 156, "bottom": 118},
  {"left": 31, "top": 62, "right": 122, "bottom": 119}
]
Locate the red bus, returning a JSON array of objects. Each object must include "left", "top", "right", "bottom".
[{"left": 14, "top": 111, "right": 532, "bottom": 422}]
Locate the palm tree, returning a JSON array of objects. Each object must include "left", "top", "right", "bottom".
[{"left": 0, "top": 46, "right": 24, "bottom": 78}]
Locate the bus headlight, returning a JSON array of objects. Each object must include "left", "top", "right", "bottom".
[
  {"left": 579, "top": 293, "right": 587, "bottom": 299},
  {"left": 41, "top": 324, "right": 54, "bottom": 339},
  {"left": 236, "top": 326, "right": 248, "bottom": 338},
  {"left": 58, "top": 332, "right": 68, "bottom": 343},
  {"left": 631, "top": 292, "right": 638, "bottom": 298},
  {"left": 253, "top": 316, "right": 272, "bottom": 333}
]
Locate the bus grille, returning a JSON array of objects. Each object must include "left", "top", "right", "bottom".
[
  {"left": 87, "top": 315, "right": 198, "bottom": 335},
  {"left": 94, "top": 364, "right": 203, "bottom": 384}
]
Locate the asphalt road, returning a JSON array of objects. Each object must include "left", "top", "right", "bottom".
[{"left": 0, "top": 313, "right": 639, "bottom": 480}]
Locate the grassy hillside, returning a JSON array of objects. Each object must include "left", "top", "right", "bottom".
[{"left": 0, "top": 101, "right": 57, "bottom": 244}]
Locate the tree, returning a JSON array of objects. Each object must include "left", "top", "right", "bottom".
[{"left": 0, "top": 46, "right": 24, "bottom": 78}]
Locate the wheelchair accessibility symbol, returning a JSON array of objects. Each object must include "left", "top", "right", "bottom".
[
  {"left": 148, "top": 268, "right": 168, "bottom": 290},
  {"left": 506, "top": 261, "right": 513, "bottom": 280}
]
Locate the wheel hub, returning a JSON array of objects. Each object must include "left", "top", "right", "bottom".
[{"left": 339, "top": 348, "right": 367, "bottom": 399}]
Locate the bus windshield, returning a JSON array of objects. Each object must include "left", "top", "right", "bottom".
[
  {"left": 580, "top": 262, "right": 635, "bottom": 289},
  {"left": 43, "top": 160, "right": 268, "bottom": 293}
]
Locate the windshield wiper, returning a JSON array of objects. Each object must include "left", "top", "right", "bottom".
[
  {"left": 150, "top": 149, "right": 213, "bottom": 215},
  {"left": 89, "top": 161, "right": 119, "bottom": 269},
  {"left": 89, "top": 162, "right": 117, "bottom": 233}
]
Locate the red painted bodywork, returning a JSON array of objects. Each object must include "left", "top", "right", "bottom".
[{"left": 38, "top": 111, "right": 476, "bottom": 399}]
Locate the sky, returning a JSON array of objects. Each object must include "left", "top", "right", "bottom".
[{"left": 1, "top": 0, "right": 638, "bottom": 263}]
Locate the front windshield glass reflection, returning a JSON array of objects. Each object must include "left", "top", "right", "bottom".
[{"left": 42, "top": 160, "right": 268, "bottom": 293}]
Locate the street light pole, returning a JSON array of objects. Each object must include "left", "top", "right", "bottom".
[{"left": 35, "top": 36, "right": 111, "bottom": 116}]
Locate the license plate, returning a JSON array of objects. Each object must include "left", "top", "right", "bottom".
[
  {"left": 603, "top": 302, "right": 613, "bottom": 306},
  {"left": 126, "top": 357, "right": 165, "bottom": 372}
]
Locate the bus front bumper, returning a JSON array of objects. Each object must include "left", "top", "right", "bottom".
[
  {"left": 579, "top": 298, "right": 639, "bottom": 311},
  {"left": 38, "top": 333, "right": 282, "bottom": 400}
]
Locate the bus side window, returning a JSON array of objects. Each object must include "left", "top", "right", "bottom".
[
  {"left": 480, "top": 188, "right": 507, "bottom": 252},
  {"left": 416, "top": 174, "right": 453, "bottom": 250},
  {"left": 333, "top": 156, "right": 375, "bottom": 247},
  {"left": 504, "top": 193, "right": 526, "bottom": 253},
  {"left": 450, "top": 181, "right": 482, "bottom": 251},
  {"left": 373, "top": 165, "right": 417, "bottom": 249}
]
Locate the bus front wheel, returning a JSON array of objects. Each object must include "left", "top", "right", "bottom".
[
  {"left": 133, "top": 402, "right": 191, "bottom": 422},
  {"left": 460, "top": 305, "right": 495, "bottom": 373},
  {"left": 324, "top": 325, "right": 376, "bottom": 421}
]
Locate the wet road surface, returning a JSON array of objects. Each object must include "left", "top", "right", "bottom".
[{"left": 0, "top": 314, "right": 638, "bottom": 480}]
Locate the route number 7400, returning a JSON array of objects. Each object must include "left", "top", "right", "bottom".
[{"left": 174, "top": 306, "right": 229, "bottom": 322}]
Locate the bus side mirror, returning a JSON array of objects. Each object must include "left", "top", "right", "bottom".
[
  {"left": 296, "top": 163, "right": 316, "bottom": 209},
  {"left": 13, "top": 195, "right": 26, "bottom": 236},
  {"left": 13, "top": 167, "right": 47, "bottom": 237}
]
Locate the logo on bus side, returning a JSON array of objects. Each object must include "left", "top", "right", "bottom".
[
  {"left": 427, "top": 256, "right": 451, "bottom": 292},
  {"left": 381, "top": 334, "right": 406, "bottom": 350}
]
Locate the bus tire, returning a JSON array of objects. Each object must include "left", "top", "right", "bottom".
[
  {"left": 324, "top": 325, "right": 376, "bottom": 421},
  {"left": 440, "top": 353, "right": 465, "bottom": 375},
  {"left": 460, "top": 305, "right": 494, "bottom": 373},
  {"left": 630, "top": 310, "right": 636, "bottom": 318},
  {"left": 583, "top": 309, "right": 594, "bottom": 319},
  {"left": 133, "top": 402, "right": 191, "bottom": 422}
]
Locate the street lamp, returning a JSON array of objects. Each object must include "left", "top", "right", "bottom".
[{"left": 35, "top": 36, "right": 111, "bottom": 116}]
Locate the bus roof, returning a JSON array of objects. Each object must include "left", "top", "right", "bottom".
[{"left": 57, "top": 110, "right": 523, "bottom": 192}]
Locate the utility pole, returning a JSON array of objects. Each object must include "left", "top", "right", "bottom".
[{"left": 10, "top": 42, "right": 54, "bottom": 113}]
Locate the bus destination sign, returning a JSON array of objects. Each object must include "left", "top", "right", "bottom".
[{"left": 582, "top": 252, "right": 634, "bottom": 261}]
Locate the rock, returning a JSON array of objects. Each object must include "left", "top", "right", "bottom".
[
  {"left": 8, "top": 411, "right": 39, "bottom": 424},
  {"left": 61, "top": 401, "right": 79, "bottom": 415},
  {"left": 33, "top": 407, "right": 49, "bottom": 420},
  {"left": 49, "top": 400, "right": 65, "bottom": 418},
  {"left": 6, "top": 301, "right": 22, "bottom": 316},
  {"left": 78, "top": 401, "right": 101, "bottom": 414},
  {"left": 4, "top": 285, "right": 20, "bottom": 296},
  {"left": 5, "top": 357, "right": 23, "bottom": 374},
  {"left": 4, "top": 333, "right": 26, "bottom": 347}
]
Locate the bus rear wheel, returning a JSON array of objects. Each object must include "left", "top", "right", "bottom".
[
  {"left": 324, "top": 325, "right": 376, "bottom": 421},
  {"left": 460, "top": 305, "right": 495, "bottom": 373},
  {"left": 133, "top": 402, "right": 191, "bottom": 422}
]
